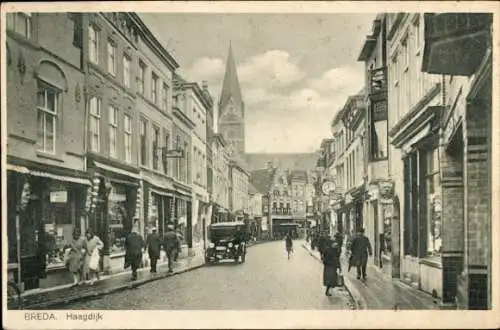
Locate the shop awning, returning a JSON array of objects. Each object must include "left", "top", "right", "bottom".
[
  {"left": 94, "top": 161, "right": 140, "bottom": 180},
  {"left": 6, "top": 164, "right": 30, "bottom": 174},
  {"left": 30, "top": 170, "right": 91, "bottom": 186}
]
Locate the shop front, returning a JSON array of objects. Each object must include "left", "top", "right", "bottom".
[
  {"left": 192, "top": 195, "right": 210, "bottom": 252},
  {"left": 172, "top": 181, "right": 193, "bottom": 251},
  {"left": 142, "top": 181, "right": 175, "bottom": 240},
  {"left": 344, "top": 187, "right": 364, "bottom": 239},
  {"left": 6, "top": 162, "right": 90, "bottom": 291},
  {"left": 365, "top": 179, "right": 396, "bottom": 275},
  {"left": 391, "top": 104, "right": 444, "bottom": 298},
  {"left": 87, "top": 159, "right": 140, "bottom": 273}
]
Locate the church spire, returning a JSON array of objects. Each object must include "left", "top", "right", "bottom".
[{"left": 219, "top": 42, "right": 243, "bottom": 116}]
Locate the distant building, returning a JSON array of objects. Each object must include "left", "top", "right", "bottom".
[
  {"left": 249, "top": 164, "right": 278, "bottom": 238},
  {"left": 248, "top": 184, "right": 263, "bottom": 238},
  {"left": 245, "top": 152, "right": 319, "bottom": 172},
  {"left": 218, "top": 44, "right": 245, "bottom": 156},
  {"left": 290, "top": 170, "right": 308, "bottom": 224},
  {"left": 210, "top": 133, "right": 230, "bottom": 222},
  {"left": 229, "top": 153, "right": 250, "bottom": 220}
]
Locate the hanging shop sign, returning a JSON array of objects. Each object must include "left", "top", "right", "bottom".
[{"left": 50, "top": 191, "right": 68, "bottom": 203}]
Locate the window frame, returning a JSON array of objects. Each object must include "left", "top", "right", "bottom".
[
  {"left": 151, "top": 72, "right": 158, "bottom": 104},
  {"left": 89, "top": 96, "right": 101, "bottom": 153},
  {"left": 108, "top": 105, "right": 118, "bottom": 158},
  {"left": 162, "top": 130, "right": 170, "bottom": 175},
  {"left": 123, "top": 114, "right": 132, "bottom": 163},
  {"left": 107, "top": 39, "right": 117, "bottom": 76},
  {"left": 89, "top": 24, "right": 100, "bottom": 65},
  {"left": 138, "top": 61, "right": 146, "bottom": 95},
  {"left": 7, "top": 12, "right": 32, "bottom": 39},
  {"left": 139, "top": 118, "right": 148, "bottom": 166},
  {"left": 152, "top": 124, "right": 160, "bottom": 170},
  {"left": 123, "top": 54, "right": 131, "bottom": 88},
  {"left": 36, "top": 80, "right": 60, "bottom": 154},
  {"left": 162, "top": 83, "right": 169, "bottom": 111}
]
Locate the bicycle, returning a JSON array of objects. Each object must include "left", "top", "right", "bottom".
[{"left": 7, "top": 280, "right": 23, "bottom": 310}]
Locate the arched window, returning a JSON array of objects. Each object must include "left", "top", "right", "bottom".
[{"left": 35, "top": 61, "right": 67, "bottom": 154}]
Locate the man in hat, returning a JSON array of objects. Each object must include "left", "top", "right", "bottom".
[
  {"left": 350, "top": 228, "right": 372, "bottom": 280},
  {"left": 163, "top": 225, "right": 178, "bottom": 273},
  {"left": 146, "top": 227, "right": 162, "bottom": 273},
  {"left": 125, "top": 227, "right": 145, "bottom": 281}
]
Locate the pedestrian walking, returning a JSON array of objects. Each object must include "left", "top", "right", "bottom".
[
  {"left": 322, "top": 238, "right": 341, "bottom": 296},
  {"left": 164, "top": 225, "right": 179, "bottom": 273},
  {"left": 285, "top": 232, "right": 293, "bottom": 259},
  {"left": 125, "top": 227, "right": 145, "bottom": 281},
  {"left": 66, "top": 228, "right": 87, "bottom": 286},
  {"left": 350, "top": 228, "right": 372, "bottom": 280},
  {"left": 146, "top": 227, "right": 162, "bottom": 273},
  {"left": 84, "top": 228, "right": 103, "bottom": 285}
]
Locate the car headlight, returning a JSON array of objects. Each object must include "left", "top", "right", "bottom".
[
  {"left": 228, "top": 242, "right": 233, "bottom": 248},
  {"left": 209, "top": 243, "right": 215, "bottom": 248}
]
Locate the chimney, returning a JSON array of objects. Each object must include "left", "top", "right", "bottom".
[
  {"left": 266, "top": 161, "right": 273, "bottom": 170},
  {"left": 201, "top": 80, "right": 208, "bottom": 90}
]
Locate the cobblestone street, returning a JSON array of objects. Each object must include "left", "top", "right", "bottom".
[{"left": 63, "top": 241, "right": 354, "bottom": 310}]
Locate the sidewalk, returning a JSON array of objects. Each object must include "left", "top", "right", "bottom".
[
  {"left": 19, "top": 253, "right": 205, "bottom": 310},
  {"left": 302, "top": 242, "right": 438, "bottom": 310},
  {"left": 19, "top": 240, "right": 267, "bottom": 310}
]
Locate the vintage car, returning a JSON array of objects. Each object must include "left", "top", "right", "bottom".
[{"left": 205, "top": 221, "right": 247, "bottom": 264}]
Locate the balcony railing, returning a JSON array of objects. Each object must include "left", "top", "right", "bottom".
[
  {"left": 422, "top": 13, "right": 492, "bottom": 76},
  {"left": 271, "top": 209, "right": 292, "bottom": 216},
  {"left": 369, "top": 67, "right": 387, "bottom": 96}
]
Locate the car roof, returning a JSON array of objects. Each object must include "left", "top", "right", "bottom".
[
  {"left": 209, "top": 221, "right": 245, "bottom": 227},
  {"left": 278, "top": 223, "right": 300, "bottom": 226}
]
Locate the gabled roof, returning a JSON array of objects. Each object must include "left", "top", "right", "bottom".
[
  {"left": 249, "top": 168, "right": 277, "bottom": 195},
  {"left": 219, "top": 43, "right": 243, "bottom": 116}
]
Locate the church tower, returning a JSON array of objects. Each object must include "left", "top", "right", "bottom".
[{"left": 218, "top": 43, "right": 245, "bottom": 156}]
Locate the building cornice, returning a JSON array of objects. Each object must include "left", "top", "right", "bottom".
[
  {"left": 129, "top": 13, "right": 180, "bottom": 71},
  {"left": 173, "top": 107, "right": 196, "bottom": 130},
  {"left": 389, "top": 83, "right": 441, "bottom": 138}
]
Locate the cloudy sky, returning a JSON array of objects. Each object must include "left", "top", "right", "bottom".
[{"left": 140, "top": 13, "right": 374, "bottom": 153}]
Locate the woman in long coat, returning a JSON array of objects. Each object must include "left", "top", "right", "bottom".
[
  {"left": 84, "top": 228, "right": 104, "bottom": 285},
  {"left": 322, "top": 239, "right": 340, "bottom": 296},
  {"left": 66, "top": 228, "right": 87, "bottom": 286}
]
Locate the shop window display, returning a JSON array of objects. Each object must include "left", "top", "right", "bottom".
[
  {"left": 108, "top": 185, "right": 129, "bottom": 255},
  {"left": 426, "top": 148, "right": 442, "bottom": 255},
  {"left": 43, "top": 189, "right": 77, "bottom": 268}
]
